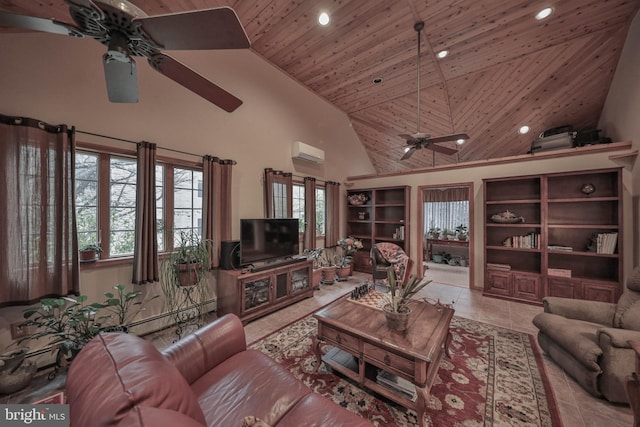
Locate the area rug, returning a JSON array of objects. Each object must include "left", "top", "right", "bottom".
[{"left": 249, "top": 314, "right": 562, "bottom": 427}]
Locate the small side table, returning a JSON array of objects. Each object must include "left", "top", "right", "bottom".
[{"left": 627, "top": 340, "right": 640, "bottom": 427}]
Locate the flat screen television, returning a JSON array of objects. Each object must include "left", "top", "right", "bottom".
[{"left": 240, "top": 218, "right": 300, "bottom": 265}]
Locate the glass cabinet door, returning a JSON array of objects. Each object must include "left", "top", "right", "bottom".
[
  {"left": 291, "top": 267, "right": 310, "bottom": 293},
  {"left": 242, "top": 277, "right": 271, "bottom": 312}
]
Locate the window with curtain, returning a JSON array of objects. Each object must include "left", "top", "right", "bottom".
[
  {"left": 0, "top": 114, "right": 79, "bottom": 305},
  {"left": 315, "top": 186, "right": 326, "bottom": 236},
  {"left": 423, "top": 187, "right": 470, "bottom": 234},
  {"left": 74, "top": 147, "right": 204, "bottom": 259},
  {"left": 292, "top": 183, "right": 305, "bottom": 233},
  {"left": 173, "top": 167, "right": 203, "bottom": 245}
]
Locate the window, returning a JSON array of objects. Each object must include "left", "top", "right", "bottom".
[
  {"left": 272, "top": 181, "right": 287, "bottom": 218},
  {"left": 110, "top": 157, "right": 137, "bottom": 256},
  {"left": 315, "top": 186, "right": 325, "bottom": 236},
  {"left": 75, "top": 152, "right": 99, "bottom": 249},
  {"left": 424, "top": 201, "right": 469, "bottom": 232},
  {"left": 74, "top": 147, "right": 202, "bottom": 261},
  {"left": 292, "top": 183, "right": 305, "bottom": 232},
  {"left": 173, "top": 167, "right": 203, "bottom": 245}
]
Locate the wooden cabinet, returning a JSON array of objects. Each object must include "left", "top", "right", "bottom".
[
  {"left": 346, "top": 186, "right": 409, "bottom": 273},
  {"left": 217, "top": 260, "right": 313, "bottom": 323},
  {"left": 484, "top": 168, "right": 623, "bottom": 304}
]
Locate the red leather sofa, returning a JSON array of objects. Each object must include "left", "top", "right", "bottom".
[{"left": 66, "top": 313, "right": 373, "bottom": 427}]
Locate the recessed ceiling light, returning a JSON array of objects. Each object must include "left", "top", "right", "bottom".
[
  {"left": 318, "top": 12, "right": 330, "bottom": 26},
  {"left": 535, "top": 7, "right": 553, "bottom": 20},
  {"left": 456, "top": 138, "right": 466, "bottom": 145},
  {"left": 437, "top": 50, "right": 449, "bottom": 59},
  {"left": 372, "top": 77, "right": 383, "bottom": 84},
  {"left": 519, "top": 125, "right": 531, "bottom": 134}
]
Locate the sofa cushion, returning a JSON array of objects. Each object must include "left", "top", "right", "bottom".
[
  {"left": 118, "top": 407, "right": 206, "bottom": 427},
  {"left": 532, "top": 313, "right": 602, "bottom": 371},
  {"left": 67, "top": 333, "right": 207, "bottom": 427},
  {"left": 614, "top": 291, "right": 640, "bottom": 329},
  {"left": 191, "top": 349, "right": 311, "bottom": 427},
  {"left": 275, "top": 392, "right": 375, "bottom": 427}
]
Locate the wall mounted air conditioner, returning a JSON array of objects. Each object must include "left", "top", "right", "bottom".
[{"left": 292, "top": 141, "right": 324, "bottom": 164}]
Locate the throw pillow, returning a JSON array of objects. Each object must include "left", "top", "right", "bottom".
[{"left": 241, "top": 416, "right": 271, "bottom": 427}]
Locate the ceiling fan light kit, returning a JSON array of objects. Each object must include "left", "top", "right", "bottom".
[
  {"left": 0, "top": 0, "right": 250, "bottom": 112},
  {"left": 398, "top": 21, "right": 469, "bottom": 161}
]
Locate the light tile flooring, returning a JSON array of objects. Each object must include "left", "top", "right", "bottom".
[{"left": 238, "top": 272, "right": 633, "bottom": 427}]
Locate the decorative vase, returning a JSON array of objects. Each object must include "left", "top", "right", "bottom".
[
  {"left": 0, "top": 348, "right": 36, "bottom": 394},
  {"left": 383, "top": 304, "right": 411, "bottom": 332}
]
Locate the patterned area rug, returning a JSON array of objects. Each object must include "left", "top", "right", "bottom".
[{"left": 249, "top": 314, "right": 562, "bottom": 427}]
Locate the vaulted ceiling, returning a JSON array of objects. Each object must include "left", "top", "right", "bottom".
[{"left": 1, "top": 0, "right": 638, "bottom": 174}]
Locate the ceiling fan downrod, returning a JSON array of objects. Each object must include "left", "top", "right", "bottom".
[{"left": 414, "top": 21, "right": 424, "bottom": 136}]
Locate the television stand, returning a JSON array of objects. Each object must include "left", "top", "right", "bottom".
[
  {"left": 249, "top": 257, "right": 306, "bottom": 272},
  {"left": 216, "top": 260, "right": 313, "bottom": 324}
]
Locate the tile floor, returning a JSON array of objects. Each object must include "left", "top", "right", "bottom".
[{"left": 234, "top": 272, "right": 633, "bottom": 427}]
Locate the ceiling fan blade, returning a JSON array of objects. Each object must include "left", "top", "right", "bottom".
[
  {"left": 428, "top": 133, "right": 470, "bottom": 144},
  {"left": 149, "top": 53, "right": 242, "bottom": 112},
  {"left": 135, "top": 7, "right": 250, "bottom": 50},
  {"left": 0, "top": 12, "right": 82, "bottom": 36},
  {"left": 103, "top": 54, "right": 138, "bottom": 103},
  {"left": 427, "top": 143, "right": 458, "bottom": 156},
  {"left": 398, "top": 133, "right": 420, "bottom": 144},
  {"left": 400, "top": 146, "right": 418, "bottom": 160}
]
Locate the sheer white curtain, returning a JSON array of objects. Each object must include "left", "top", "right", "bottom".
[{"left": 423, "top": 187, "right": 469, "bottom": 232}]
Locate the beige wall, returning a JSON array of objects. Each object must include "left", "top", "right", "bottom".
[
  {"left": 599, "top": 10, "right": 640, "bottom": 268},
  {"left": 0, "top": 33, "right": 373, "bottom": 350}
]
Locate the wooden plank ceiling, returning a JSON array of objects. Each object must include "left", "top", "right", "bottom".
[{"left": 1, "top": 0, "right": 638, "bottom": 174}]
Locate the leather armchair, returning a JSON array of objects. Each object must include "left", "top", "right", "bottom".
[{"left": 533, "top": 266, "right": 640, "bottom": 403}]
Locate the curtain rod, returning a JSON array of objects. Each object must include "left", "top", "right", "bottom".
[
  {"left": 291, "top": 173, "right": 331, "bottom": 184},
  {"left": 76, "top": 129, "right": 202, "bottom": 159}
]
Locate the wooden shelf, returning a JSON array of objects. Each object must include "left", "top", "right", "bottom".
[
  {"left": 483, "top": 168, "right": 623, "bottom": 304},
  {"left": 346, "top": 186, "right": 409, "bottom": 273}
]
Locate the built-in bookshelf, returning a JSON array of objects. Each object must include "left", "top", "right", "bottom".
[
  {"left": 346, "top": 186, "right": 409, "bottom": 273},
  {"left": 483, "top": 168, "right": 623, "bottom": 304}
]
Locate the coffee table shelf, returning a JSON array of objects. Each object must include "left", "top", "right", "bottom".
[{"left": 313, "top": 297, "right": 453, "bottom": 427}]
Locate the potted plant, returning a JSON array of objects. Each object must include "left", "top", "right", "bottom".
[
  {"left": 79, "top": 243, "right": 102, "bottom": 262},
  {"left": 336, "top": 236, "right": 363, "bottom": 276},
  {"left": 160, "top": 231, "right": 213, "bottom": 335},
  {"left": 318, "top": 248, "right": 337, "bottom": 285},
  {"left": 304, "top": 248, "right": 324, "bottom": 289},
  {"left": 20, "top": 295, "right": 111, "bottom": 377},
  {"left": 101, "top": 284, "right": 158, "bottom": 333},
  {"left": 18, "top": 285, "right": 151, "bottom": 378},
  {"left": 381, "top": 269, "right": 431, "bottom": 332},
  {"left": 427, "top": 222, "right": 441, "bottom": 240},
  {"left": 455, "top": 224, "right": 469, "bottom": 241}
]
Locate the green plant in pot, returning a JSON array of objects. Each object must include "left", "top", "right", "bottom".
[
  {"left": 455, "top": 224, "right": 469, "bottom": 241},
  {"left": 20, "top": 295, "right": 111, "bottom": 377},
  {"left": 304, "top": 248, "right": 325, "bottom": 288},
  {"left": 101, "top": 284, "right": 159, "bottom": 333},
  {"left": 160, "top": 230, "right": 213, "bottom": 335},
  {"left": 382, "top": 268, "right": 431, "bottom": 332},
  {"left": 79, "top": 243, "right": 102, "bottom": 262}
]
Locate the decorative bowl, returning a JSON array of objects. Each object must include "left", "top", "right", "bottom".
[
  {"left": 490, "top": 210, "right": 525, "bottom": 224},
  {"left": 347, "top": 194, "right": 367, "bottom": 205}
]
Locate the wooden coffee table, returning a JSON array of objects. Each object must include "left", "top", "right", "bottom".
[{"left": 313, "top": 296, "right": 454, "bottom": 427}]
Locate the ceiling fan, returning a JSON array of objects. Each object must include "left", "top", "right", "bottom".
[
  {"left": 399, "top": 21, "right": 469, "bottom": 160},
  {"left": 0, "top": 0, "right": 250, "bottom": 112}
]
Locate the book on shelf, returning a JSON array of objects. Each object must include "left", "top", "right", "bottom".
[
  {"left": 376, "top": 370, "right": 417, "bottom": 402},
  {"left": 594, "top": 232, "right": 618, "bottom": 254},
  {"left": 548, "top": 244, "right": 573, "bottom": 252},
  {"left": 503, "top": 232, "right": 540, "bottom": 249},
  {"left": 487, "top": 263, "right": 511, "bottom": 271},
  {"left": 548, "top": 268, "right": 572, "bottom": 278}
]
